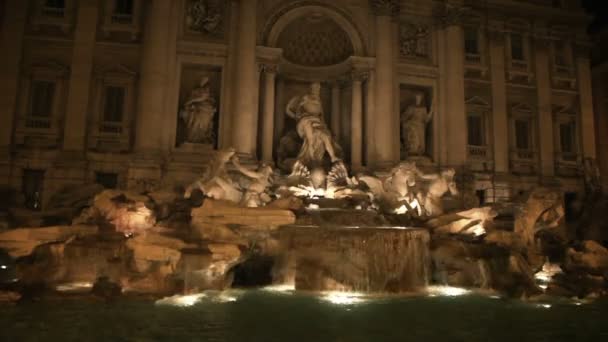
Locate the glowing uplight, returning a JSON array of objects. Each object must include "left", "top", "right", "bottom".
[
  {"left": 0, "top": 265, "right": 7, "bottom": 269},
  {"left": 321, "top": 291, "right": 366, "bottom": 305},
  {"left": 155, "top": 293, "right": 206, "bottom": 307},
  {"left": 536, "top": 303, "right": 552, "bottom": 309},
  {"left": 427, "top": 286, "right": 471, "bottom": 297},
  {"left": 262, "top": 284, "right": 296, "bottom": 293},
  {"left": 534, "top": 262, "right": 563, "bottom": 291},
  {"left": 55, "top": 282, "right": 93, "bottom": 292}
]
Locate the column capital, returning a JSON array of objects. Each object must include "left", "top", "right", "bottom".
[
  {"left": 573, "top": 41, "right": 592, "bottom": 60},
  {"left": 350, "top": 70, "right": 369, "bottom": 83},
  {"left": 259, "top": 63, "right": 279, "bottom": 75},
  {"left": 370, "top": 0, "right": 400, "bottom": 17}
]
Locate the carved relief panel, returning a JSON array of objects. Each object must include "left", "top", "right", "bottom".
[
  {"left": 183, "top": 0, "right": 227, "bottom": 40},
  {"left": 399, "top": 22, "right": 431, "bottom": 61}
]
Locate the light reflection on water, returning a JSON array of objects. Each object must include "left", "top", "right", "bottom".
[{"left": 1, "top": 289, "right": 607, "bottom": 341}]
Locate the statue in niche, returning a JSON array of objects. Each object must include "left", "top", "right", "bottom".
[
  {"left": 180, "top": 77, "right": 217, "bottom": 145},
  {"left": 285, "top": 82, "right": 343, "bottom": 170},
  {"left": 186, "top": 0, "right": 222, "bottom": 35},
  {"left": 399, "top": 24, "right": 429, "bottom": 58},
  {"left": 401, "top": 92, "right": 434, "bottom": 156}
]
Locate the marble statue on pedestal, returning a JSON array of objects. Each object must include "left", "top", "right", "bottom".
[
  {"left": 180, "top": 77, "right": 217, "bottom": 144},
  {"left": 286, "top": 82, "right": 342, "bottom": 168},
  {"left": 401, "top": 92, "right": 433, "bottom": 156}
]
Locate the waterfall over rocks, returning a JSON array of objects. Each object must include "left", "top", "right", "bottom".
[{"left": 277, "top": 225, "right": 430, "bottom": 293}]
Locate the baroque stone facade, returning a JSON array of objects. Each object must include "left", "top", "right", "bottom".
[{"left": 0, "top": 0, "right": 599, "bottom": 210}]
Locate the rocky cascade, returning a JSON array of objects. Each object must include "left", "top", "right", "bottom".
[{"left": 278, "top": 225, "right": 430, "bottom": 293}]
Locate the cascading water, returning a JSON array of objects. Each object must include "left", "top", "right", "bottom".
[{"left": 277, "top": 223, "right": 431, "bottom": 293}]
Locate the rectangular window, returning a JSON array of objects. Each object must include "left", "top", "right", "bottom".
[
  {"left": 114, "top": 0, "right": 134, "bottom": 15},
  {"left": 45, "top": 0, "right": 65, "bottom": 8},
  {"left": 96, "top": 172, "right": 118, "bottom": 189},
  {"left": 554, "top": 41, "right": 568, "bottom": 67},
  {"left": 464, "top": 28, "right": 479, "bottom": 55},
  {"left": 559, "top": 122, "right": 575, "bottom": 154},
  {"left": 515, "top": 119, "right": 530, "bottom": 150},
  {"left": 22, "top": 169, "right": 45, "bottom": 211},
  {"left": 511, "top": 33, "right": 525, "bottom": 61},
  {"left": 103, "top": 86, "right": 125, "bottom": 123},
  {"left": 467, "top": 114, "right": 484, "bottom": 146},
  {"left": 28, "top": 80, "right": 55, "bottom": 120}
]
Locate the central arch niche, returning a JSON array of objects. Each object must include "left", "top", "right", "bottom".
[
  {"left": 265, "top": 4, "right": 365, "bottom": 67},
  {"left": 276, "top": 14, "right": 354, "bottom": 67}
]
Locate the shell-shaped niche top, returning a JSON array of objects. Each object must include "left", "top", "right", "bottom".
[{"left": 277, "top": 12, "right": 354, "bottom": 67}]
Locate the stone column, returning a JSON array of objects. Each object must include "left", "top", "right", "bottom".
[
  {"left": 576, "top": 47, "right": 597, "bottom": 159},
  {"left": 231, "top": 0, "right": 259, "bottom": 158},
  {"left": 350, "top": 72, "right": 365, "bottom": 169},
  {"left": 0, "top": 1, "right": 28, "bottom": 164},
  {"left": 261, "top": 64, "right": 277, "bottom": 163},
  {"left": 534, "top": 38, "right": 555, "bottom": 177},
  {"left": 592, "top": 71, "right": 608, "bottom": 193},
  {"left": 364, "top": 70, "right": 376, "bottom": 166},
  {"left": 371, "top": 0, "right": 399, "bottom": 168},
  {"left": 274, "top": 77, "right": 285, "bottom": 148},
  {"left": 440, "top": 6, "right": 467, "bottom": 167},
  {"left": 61, "top": 0, "right": 99, "bottom": 153},
  {"left": 331, "top": 81, "right": 341, "bottom": 142},
  {"left": 134, "top": 0, "right": 171, "bottom": 156},
  {"left": 489, "top": 28, "right": 509, "bottom": 174}
]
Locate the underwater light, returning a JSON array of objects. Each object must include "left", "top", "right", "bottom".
[
  {"left": 321, "top": 291, "right": 365, "bottom": 305},
  {"left": 426, "top": 286, "right": 471, "bottom": 297},
  {"left": 155, "top": 293, "right": 206, "bottom": 307},
  {"left": 0, "top": 265, "right": 7, "bottom": 269},
  {"left": 262, "top": 284, "right": 296, "bottom": 293},
  {"left": 55, "top": 282, "right": 94, "bottom": 292}
]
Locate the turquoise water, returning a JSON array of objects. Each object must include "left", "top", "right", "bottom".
[{"left": 1, "top": 289, "right": 607, "bottom": 342}]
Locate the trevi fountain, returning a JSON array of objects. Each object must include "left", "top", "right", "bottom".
[
  {"left": 0, "top": 0, "right": 607, "bottom": 339},
  {"left": 1, "top": 81, "right": 607, "bottom": 340}
]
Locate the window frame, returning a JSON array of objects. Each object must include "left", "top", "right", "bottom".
[
  {"left": 509, "top": 103, "right": 537, "bottom": 162},
  {"left": 89, "top": 64, "right": 137, "bottom": 152}
]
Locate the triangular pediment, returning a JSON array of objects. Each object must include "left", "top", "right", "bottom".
[
  {"left": 96, "top": 64, "right": 137, "bottom": 77},
  {"left": 30, "top": 60, "right": 69, "bottom": 74},
  {"left": 511, "top": 102, "right": 535, "bottom": 114},
  {"left": 552, "top": 104, "right": 576, "bottom": 116},
  {"left": 465, "top": 96, "right": 490, "bottom": 107}
]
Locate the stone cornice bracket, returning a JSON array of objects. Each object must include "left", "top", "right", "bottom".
[
  {"left": 370, "top": 0, "right": 400, "bottom": 17},
  {"left": 435, "top": 3, "right": 470, "bottom": 28}
]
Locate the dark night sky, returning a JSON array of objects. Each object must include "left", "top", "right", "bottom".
[{"left": 582, "top": 0, "right": 607, "bottom": 32}]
